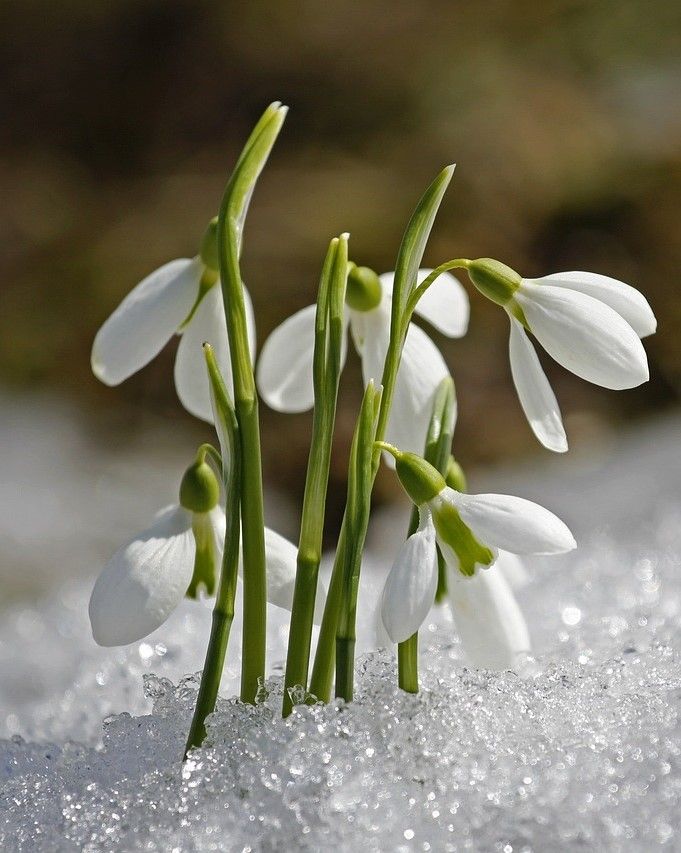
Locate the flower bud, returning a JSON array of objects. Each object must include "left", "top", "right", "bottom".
[
  {"left": 346, "top": 264, "right": 382, "bottom": 312},
  {"left": 468, "top": 258, "right": 521, "bottom": 307},
  {"left": 179, "top": 460, "right": 220, "bottom": 513},
  {"left": 199, "top": 216, "right": 219, "bottom": 271},
  {"left": 394, "top": 451, "right": 446, "bottom": 506}
]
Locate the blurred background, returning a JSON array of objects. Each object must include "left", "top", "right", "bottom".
[{"left": 1, "top": 0, "right": 680, "bottom": 599}]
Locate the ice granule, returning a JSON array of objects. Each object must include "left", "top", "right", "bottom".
[{"left": 2, "top": 414, "right": 681, "bottom": 851}]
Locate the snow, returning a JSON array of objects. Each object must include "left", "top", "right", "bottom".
[{"left": 1, "top": 403, "right": 681, "bottom": 851}]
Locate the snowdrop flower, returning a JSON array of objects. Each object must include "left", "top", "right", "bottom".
[
  {"left": 89, "top": 458, "right": 315, "bottom": 647},
  {"left": 257, "top": 264, "right": 469, "bottom": 456},
  {"left": 378, "top": 445, "right": 576, "bottom": 669},
  {"left": 465, "top": 259, "right": 656, "bottom": 452},
  {"left": 91, "top": 218, "right": 255, "bottom": 422}
]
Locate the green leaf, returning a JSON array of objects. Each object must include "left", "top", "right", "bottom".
[
  {"left": 221, "top": 103, "right": 288, "bottom": 254},
  {"left": 390, "top": 165, "right": 455, "bottom": 336}
]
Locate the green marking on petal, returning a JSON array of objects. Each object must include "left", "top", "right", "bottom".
[
  {"left": 187, "top": 512, "right": 218, "bottom": 599},
  {"left": 432, "top": 501, "right": 495, "bottom": 577}
]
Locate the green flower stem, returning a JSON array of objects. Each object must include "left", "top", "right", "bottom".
[
  {"left": 217, "top": 102, "right": 287, "bottom": 703},
  {"left": 398, "top": 635, "right": 419, "bottom": 692},
  {"left": 185, "top": 347, "right": 241, "bottom": 756},
  {"left": 310, "top": 166, "right": 455, "bottom": 703},
  {"left": 405, "top": 259, "right": 471, "bottom": 318},
  {"left": 335, "top": 382, "right": 381, "bottom": 702},
  {"left": 308, "top": 520, "right": 347, "bottom": 701},
  {"left": 282, "top": 234, "right": 348, "bottom": 717},
  {"left": 396, "top": 376, "right": 456, "bottom": 693}
]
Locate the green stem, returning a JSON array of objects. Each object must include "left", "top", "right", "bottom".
[
  {"left": 308, "top": 516, "right": 347, "bottom": 701},
  {"left": 405, "top": 259, "right": 471, "bottom": 317},
  {"left": 185, "top": 350, "right": 241, "bottom": 754},
  {"left": 397, "top": 634, "right": 419, "bottom": 693},
  {"left": 282, "top": 235, "right": 347, "bottom": 717},
  {"left": 216, "top": 103, "right": 286, "bottom": 703},
  {"left": 335, "top": 637, "right": 356, "bottom": 701},
  {"left": 184, "top": 609, "right": 234, "bottom": 755},
  {"left": 334, "top": 383, "right": 380, "bottom": 702},
  {"left": 396, "top": 375, "right": 456, "bottom": 693}
]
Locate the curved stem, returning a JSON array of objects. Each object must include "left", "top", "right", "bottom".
[
  {"left": 185, "top": 352, "right": 241, "bottom": 755},
  {"left": 405, "top": 259, "right": 471, "bottom": 318}
]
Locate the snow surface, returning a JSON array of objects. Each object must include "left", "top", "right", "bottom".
[{"left": 2, "top": 407, "right": 681, "bottom": 851}]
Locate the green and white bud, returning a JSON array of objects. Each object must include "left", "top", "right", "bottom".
[
  {"left": 467, "top": 258, "right": 521, "bottom": 307},
  {"left": 179, "top": 459, "right": 220, "bottom": 513},
  {"left": 345, "top": 264, "right": 382, "bottom": 312},
  {"left": 377, "top": 443, "right": 446, "bottom": 506}
]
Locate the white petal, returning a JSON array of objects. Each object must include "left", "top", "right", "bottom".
[
  {"left": 208, "top": 505, "right": 226, "bottom": 565},
  {"left": 447, "top": 564, "right": 530, "bottom": 670},
  {"left": 89, "top": 506, "right": 195, "bottom": 646},
  {"left": 257, "top": 305, "right": 326, "bottom": 413},
  {"left": 380, "top": 510, "right": 438, "bottom": 643},
  {"left": 495, "top": 550, "right": 530, "bottom": 590},
  {"left": 175, "top": 284, "right": 255, "bottom": 422},
  {"left": 535, "top": 272, "right": 656, "bottom": 338},
  {"left": 516, "top": 283, "right": 648, "bottom": 390},
  {"left": 446, "top": 488, "right": 576, "bottom": 555},
  {"left": 92, "top": 258, "right": 201, "bottom": 385},
  {"left": 508, "top": 316, "right": 567, "bottom": 453},
  {"left": 387, "top": 324, "right": 454, "bottom": 458},
  {"left": 413, "top": 268, "right": 470, "bottom": 337},
  {"left": 242, "top": 528, "right": 327, "bottom": 623}
]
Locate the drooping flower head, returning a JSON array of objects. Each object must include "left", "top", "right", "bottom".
[
  {"left": 378, "top": 445, "right": 576, "bottom": 669},
  {"left": 90, "top": 218, "right": 256, "bottom": 422},
  {"left": 463, "top": 259, "right": 656, "bottom": 452},
  {"left": 88, "top": 453, "right": 318, "bottom": 647},
  {"left": 256, "top": 264, "right": 469, "bottom": 457}
]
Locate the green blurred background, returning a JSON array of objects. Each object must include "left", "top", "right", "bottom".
[{"left": 1, "top": 0, "right": 679, "bottom": 524}]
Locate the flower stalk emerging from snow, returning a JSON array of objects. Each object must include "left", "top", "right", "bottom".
[
  {"left": 282, "top": 234, "right": 348, "bottom": 717},
  {"left": 88, "top": 102, "right": 658, "bottom": 756},
  {"left": 216, "top": 102, "right": 287, "bottom": 703},
  {"left": 377, "top": 443, "right": 576, "bottom": 671}
]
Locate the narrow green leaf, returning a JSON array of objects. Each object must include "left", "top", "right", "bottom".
[{"left": 390, "top": 165, "right": 456, "bottom": 334}]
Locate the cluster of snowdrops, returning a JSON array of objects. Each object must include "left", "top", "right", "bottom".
[{"left": 87, "top": 104, "right": 656, "bottom": 754}]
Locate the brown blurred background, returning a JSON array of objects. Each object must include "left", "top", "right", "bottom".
[{"left": 1, "top": 0, "right": 680, "bottom": 532}]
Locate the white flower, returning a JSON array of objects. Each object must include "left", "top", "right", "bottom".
[
  {"left": 91, "top": 256, "right": 255, "bottom": 422},
  {"left": 380, "top": 483, "right": 575, "bottom": 669},
  {"left": 89, "top": 504, "right": 223, "bottom": 646},
  {"left": 505, "top": 270, "right": 655, "bottom": 452},
  {"left": 89, "top": 505, "right": 318, "bottom": 647},
  {"left": 256, "top": 268, "right": 469, "bottom": 457}
]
